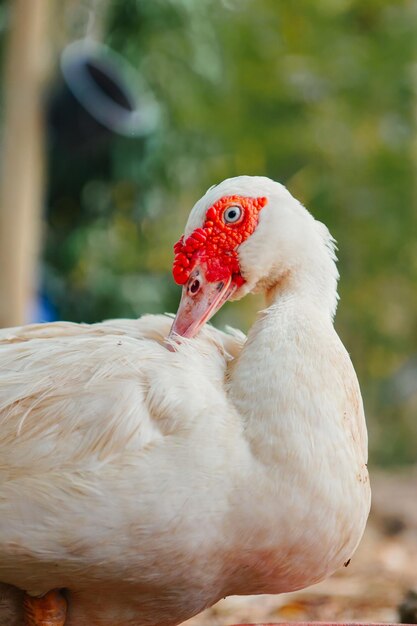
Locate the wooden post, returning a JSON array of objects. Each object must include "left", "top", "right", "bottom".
[{"left": 0, "top": 0, "right": 50, "bottom": 328}]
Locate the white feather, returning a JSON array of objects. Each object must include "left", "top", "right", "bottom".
[{"left": 0, "top": 176, "right": 370, "bottom": 626}]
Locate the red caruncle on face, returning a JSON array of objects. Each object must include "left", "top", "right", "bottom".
[{"left": 172, "top": 195, "right": 268, "bottom": 287}]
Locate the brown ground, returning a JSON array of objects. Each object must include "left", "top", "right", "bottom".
[{"left": 185, "top": 467, "right": 417, "bottom": 625}]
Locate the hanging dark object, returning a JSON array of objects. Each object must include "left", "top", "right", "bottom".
[{"left": 48, "top": 39, "right": 157, "bottom": 153}]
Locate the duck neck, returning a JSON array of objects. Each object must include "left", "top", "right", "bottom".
[{"left": 229, "top": 273, "right": 338, "bottom": 464}]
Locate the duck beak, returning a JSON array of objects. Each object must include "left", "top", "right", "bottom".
[{"left": 169, "top": 264, "right": 236, "bottom": 340}]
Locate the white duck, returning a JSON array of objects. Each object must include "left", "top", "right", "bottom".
[{"left": 0, "top": 176, "right": 370, "bottom": 626}]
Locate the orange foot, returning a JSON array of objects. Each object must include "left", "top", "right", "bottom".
[{"left": 24, "top": 589, "right": 67, "bottom": 626}]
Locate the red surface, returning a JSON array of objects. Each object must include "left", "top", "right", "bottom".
[{"left": 172, "top": 194, "right": 267, "bottom": 285}]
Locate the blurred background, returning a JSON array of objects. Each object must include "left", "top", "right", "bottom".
[
  {"left": 0, "top": 0, "right": 416, "bottom": 468},
  {"left": 0, "top": 1, "right": 416, "bottom": 623}
]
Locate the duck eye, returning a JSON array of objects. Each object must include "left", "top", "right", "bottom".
[{"left": 223, "top": 205, "right": 242, "bottom": 224}]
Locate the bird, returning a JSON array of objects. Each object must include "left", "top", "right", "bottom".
[{"left": 0, "top": 175, "right": 370, "bottom": 626}]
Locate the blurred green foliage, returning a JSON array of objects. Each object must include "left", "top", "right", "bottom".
[{"left": 4, "top": 0, "right": 417, "bottom": 465}]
